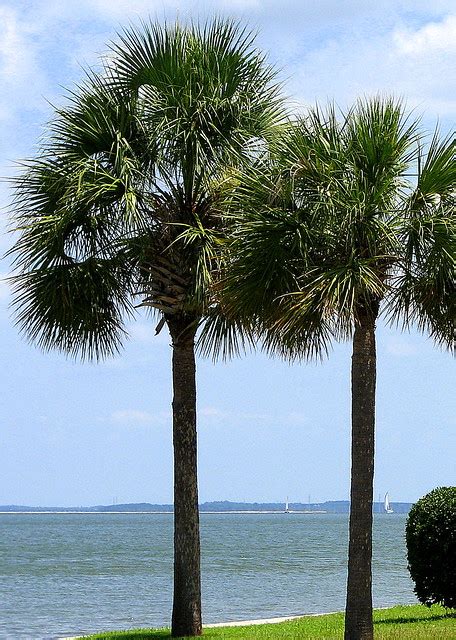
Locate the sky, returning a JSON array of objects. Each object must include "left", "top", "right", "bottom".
[{"left": 0, "top": 1, "right": 454, "bottom": 507}]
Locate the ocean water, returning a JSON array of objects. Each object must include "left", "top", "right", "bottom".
[{"left": 0, "top": 513, "right": 415, "bottom": 639}]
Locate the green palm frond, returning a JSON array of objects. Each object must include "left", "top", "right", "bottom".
[
  {"left": 197, "top": 310, "right": 255, "bottom": 361},
  {"left": 412, "top": 130, "right": 456, "bottom": 206},
  {"left": 387, "top": 131, "right": 455, "bottom": 349},
  {"left": 10, "top": 256, "right": 134, "bottom": 360},
  {"left": 346, "top": 97, "right": 419, "bottom": 176},
  {"left": 389, "top": 213, "right": 455, "bottom": 348},
  {"left": 263, "top": 313, "right": 334, "bottom": 362},
  {"left": 221, "top": 98, "right": 455, "bottom": 360},
  {"left": 110, "top": 19, "right": 283, "bottom": 175},
  {"left": 8, "top": 19, "right": 286, "bottom": 360}
]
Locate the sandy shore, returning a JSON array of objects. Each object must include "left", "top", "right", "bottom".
[{"left": 206, "top": 611, "right": 335, "bottom": 626}]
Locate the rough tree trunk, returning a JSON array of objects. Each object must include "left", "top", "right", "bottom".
[
  {"left": 344, "top": 308, "right": 377, "bottom": 640},
  {"left": 169, "top": 316, "right": 202, "bottom": 637}
]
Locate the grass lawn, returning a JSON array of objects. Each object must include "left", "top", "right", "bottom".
[{"left": 82, "top": 605, "right": 455, "bottom": 639}]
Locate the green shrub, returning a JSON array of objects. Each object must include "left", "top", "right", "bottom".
[{"left": 406, "top": 486, "right": 456, "bottom": 609}]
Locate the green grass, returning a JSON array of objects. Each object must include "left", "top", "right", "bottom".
[{"left": 82, "top": 605, "right": 456, "bottom": 639}]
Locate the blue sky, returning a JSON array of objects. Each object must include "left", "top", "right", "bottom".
[{"left": 0, "top": 1, "right": 454, "bottom": 507}]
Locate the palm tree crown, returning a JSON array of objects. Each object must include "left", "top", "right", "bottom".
[
  {"left": 224, "top": 98, "right": 454, "bottom": 353},
  {"left": 10, "top": 19, "right": 283, "bottom": 358}
]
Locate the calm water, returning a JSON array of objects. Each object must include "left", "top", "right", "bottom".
[{"left": 0, "top": 513, "right": 415, "bottom": 639}]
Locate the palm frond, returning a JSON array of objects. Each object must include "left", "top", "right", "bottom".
[
  {"left": 197, "top": 310, "right": 255, "bottom": 361},
  {"left": 221, "top": 98, "right": 454, "bottom": 360},
  {"left": 109, "top": 19, "right": 284, "bottom": 184},
  {"left": 8, "top": 19, "right": 286, "bottom": 360},
  {"left": 10, "top": 256, "right": 134, "bottom": 360},
  {"left": 389, "top": 213, "right": 455, "bottom": 349},
  {"left": 411, "top": 129, "right": 456, "bottom": 208},
  {"left": 387, "top": 131, "right": 455, "bottom": 349}
]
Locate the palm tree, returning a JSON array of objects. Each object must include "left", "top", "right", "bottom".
[
  {"left": 8, "top": 20, "right": 283, "bottom": 637},
  {"left": 222, "top": 98, "right": 455, "bottom": 640}
]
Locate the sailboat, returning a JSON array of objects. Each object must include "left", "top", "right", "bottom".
[
  {"left": 384, "top": 492, "right": 394, "bottom": 514},
  {"left": 285, "top": 497, "right": 291, "bottom": 514}
]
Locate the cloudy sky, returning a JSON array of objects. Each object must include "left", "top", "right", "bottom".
[{"left": 0, "top": 1, "right": 454, "bottom": 507}]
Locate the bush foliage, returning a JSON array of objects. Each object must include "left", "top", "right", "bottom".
[{"left": 406, "top": 486, "right": 456, "bottom": 609}]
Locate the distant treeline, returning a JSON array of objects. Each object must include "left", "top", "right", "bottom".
[{"left": 0, "top": 500, "right": 412, "bottom": 513}]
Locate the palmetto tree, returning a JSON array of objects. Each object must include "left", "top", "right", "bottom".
[
  {"left": 222, "top": 98, "right": 455, "bottom": 640},
  {"left": 8, "top": 20, "right": 283, "bottom": 637}
]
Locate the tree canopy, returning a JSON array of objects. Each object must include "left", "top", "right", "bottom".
[
  {"left": 222, "top": 98, "right": 455, "bottom": 357},
  {"left": 9, "top": 19, "right": 284, "bottom": 360}
]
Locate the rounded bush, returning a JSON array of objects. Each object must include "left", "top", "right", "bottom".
[{"left": 406, "top": 486, "right": 456, "bottom": 609}]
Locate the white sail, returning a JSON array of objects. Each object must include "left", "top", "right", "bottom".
[
  {"left": 285, "top": 497, "right": 290, "bottom": 513},
  {"left": 384, "top": 492, "right": 393, "bottom": 514}
]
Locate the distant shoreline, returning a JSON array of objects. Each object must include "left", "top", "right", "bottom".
[
  {"left": 0, "top": 509, "right": 328, "bottom": 515},
  {"left": 0, "top": 499, "right": 412, "bottom": 514}
]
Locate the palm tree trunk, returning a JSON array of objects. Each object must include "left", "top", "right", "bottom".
[
  {"left": 344, "top": 307, "right": 377, "bottom": 640},
  {"left": 169, "top": 316, "right": 202, "bottom": 638}
]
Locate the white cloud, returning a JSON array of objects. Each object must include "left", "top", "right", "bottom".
[
  {"left": 290, "top": 13, "right": 456, "bottom": 121},
  {"left": 199, "top": 406, "right": 226, "bottom": 418},
  {"left": 0, "top": 6, "right": 32, "bottom": 79},
  {"left": 197, "top": 406, "right": 310, "bottom": 426},
  {"left": 109, "top": 405, "right": 293, "bottom": 428},
  {"left": 218, "top": 0, "right": 260, "bottom": 8},
  {"left": 111, "top": 409, "right": 167, "bottom": 424},
  {"left": 0, "top": 5, "right": 51, "bottom": 132},
  {"left": 86, "top": 0, "right": 261, "bottom": 19},
  {"left": 386, "top": 338, "right": 419, "bottom": 357},
  {"left": 394, "top": 14, "right": 456, "bottom": 56},
  {"left": 286, "top": 411, "right": 308, "bottom": 425},
  {"left": 87, "top": 0, "right": 181, "bottom": 19}
]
